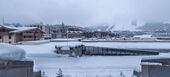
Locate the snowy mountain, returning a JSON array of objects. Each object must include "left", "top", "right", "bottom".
[{"left": 138, "top": 22, "right": 170, "bottom": 32}]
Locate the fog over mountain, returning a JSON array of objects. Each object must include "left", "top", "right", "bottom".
[{"left": 1, "top": 0, "right": 170, "bottom": 27}]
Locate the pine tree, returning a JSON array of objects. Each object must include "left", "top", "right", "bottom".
[{"left": 56, "top": 68, "right": 63, "bottom": 77}]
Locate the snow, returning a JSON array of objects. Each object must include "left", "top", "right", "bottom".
[
  {"left": 61, "top": 46, "right": 71, "bottom": 50},
  {"left": 141, "top": 53, "right": 170, "bottom": 60},
  {"left": 1, "top": 25, "right": 39, "bottom": 33},
  {"left": 28, "top": 54, "right": 143, "bottom": 77},
  {"left": 133, "top": 35, "right": 152, "bottom": 38},
  {"left": 0, "top": 43, "right": 26, "bottom": 60},
  {"left": 141, "top": 62, "right": 162, "bottom": 65},
  {"left": 17, "top": 42, "right": 82, "bottom": 54},
  {"left": 18, "top": 40, "right": 50, "bottom": 45},
  {"left": 84, "top": 42, "right": 170, "bottom": 49},
  {"left": 15, "top": 41, "right": 170, "bottom": 77},
  {"left": 50, "top": 38, "right": 80, "bottom": 42},
  {"left": 10, "top": 27, "right": 38, "bottom": 33}
]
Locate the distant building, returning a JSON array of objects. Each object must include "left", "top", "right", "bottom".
[
  {"left": 0, "top": 25, "right": 43, "bottom": 44},
  {"left": 46, "top": 23, "right": 85, "bottom": 38},
  {"left": 152, "top": 31, "right": 170, "bottom": 40},
  {"left": 26, "top": 23, "right": 75, "bottom": 39},
  {"left": 139, "top": 57, "right": 170, "bottom": 77}
]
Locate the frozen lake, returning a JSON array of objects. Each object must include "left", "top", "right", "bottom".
[{"left": 17, "top": 42, "right": 170, "bottom": 77}]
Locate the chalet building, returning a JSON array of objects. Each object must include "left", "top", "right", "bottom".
[
  {"left": 0, "top": 25, "right": 43, "bottom": 44},
  {"left": 82, "top": 32, "right": 94, "bottom": 38},
  {"left": 49, "top": 24, "right": 84, "bottom": 38},
  {"left": 93, "top": 31, "right": 111, "bottom": 38},
  {"left": 67, "top": 31, "right": 83, "bottom": 38}
]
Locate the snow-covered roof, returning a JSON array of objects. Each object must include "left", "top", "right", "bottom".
[
  {"left": 10, "top": 27, "right": 38, "bottom": 33},
  {"left": 134, "top": 35, "right": 152, "bottom": 38},
  {"left": 0, "top": 43, "right": 26, "bottom": 60},
  {"left": 61, "top": 46, "right": 70, "bottom": 50},
  {"left": 141, "top": 62, "right": 162, "bottom": 66},
  {"left": 84, "top": 42, "right": 170, "bottom": 49},
  {"left": 0, "top": 25, "right": 40, "bottom": 33},
  {"left": 142, "top": 56, "right": 170, "bottom": 61}
]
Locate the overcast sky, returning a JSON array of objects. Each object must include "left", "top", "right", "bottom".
[{"left": 0, "top": 0, "right": 170, "bottom": 26}]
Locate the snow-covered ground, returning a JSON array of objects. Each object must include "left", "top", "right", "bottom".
[
  {"left": 18, "top": 40, "right": 50, "bottom": 45},
  {"left": 16, "top": 42, "right": 170, "bottom": 77},
  {"left": 84, "top": 42, "right": 170, "bottom": 49},
  {"left": 50, "top": 38, "right": 80, "bottom": 42},
  {"left": 28, "top": 54, "right": 144, "bottom": 77},
  {"left": 17, "top": 42, "right": 82, "bottom": 54}
]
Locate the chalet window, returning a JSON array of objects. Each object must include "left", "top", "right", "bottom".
[
  {"left": 24, "top": 36, "right": 33, "bottom": 38},
  {"left": 9, "top": 35, "right": 11, "bottom": 39}
]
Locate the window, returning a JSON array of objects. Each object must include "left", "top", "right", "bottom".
[
  {"left": 24, "top": 36, "right": 33, "bottom": 38},
  {"left": 9, "top": 35, "right": 11, "bottom": 39},
  {"left": 0, "top": 36, "right": 1, "bottom": 39}
]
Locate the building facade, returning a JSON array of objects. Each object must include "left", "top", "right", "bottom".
[
  {"left": 0, "top": 26, "right": 43, "bottom": 44},
  {"left": 140, "top": 58, "right": 170, "bottom": 77}
]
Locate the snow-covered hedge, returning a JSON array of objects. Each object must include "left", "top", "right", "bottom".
[{"left": 0, "top": 43, "right": 26, "bottom": 60}]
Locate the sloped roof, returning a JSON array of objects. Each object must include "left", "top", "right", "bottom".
[
  {"left": 0, "top": 25, "right": 42, "bottom": 33},
  {"left": 0, "top": 25, "right": 16, "bottom": 31},
  {"left": 10, "top": 27, "right": 38, "bottom": 33}
]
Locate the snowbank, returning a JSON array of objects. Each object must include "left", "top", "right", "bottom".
[
  {"left": 50, "top": 38, "right": 80, "bottom": 42},
  {"left": 84, "top": 42, "right": 170, "bottom": 49},
  {"left": 18, "top": 40, "right": 50, "bottom": 45},
  {"left": 0, "top": 43, "right": 26, "bottom": 60},
  {"left": 133, "top": 35, "right": 152, "bottom": 38},
  {"left": 142, "top": 53, "right": 170, "bottom": 60}
]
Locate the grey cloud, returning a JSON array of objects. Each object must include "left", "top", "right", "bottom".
[{"left": 0, "top": 0, "right": 170, "bottom": 26}]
